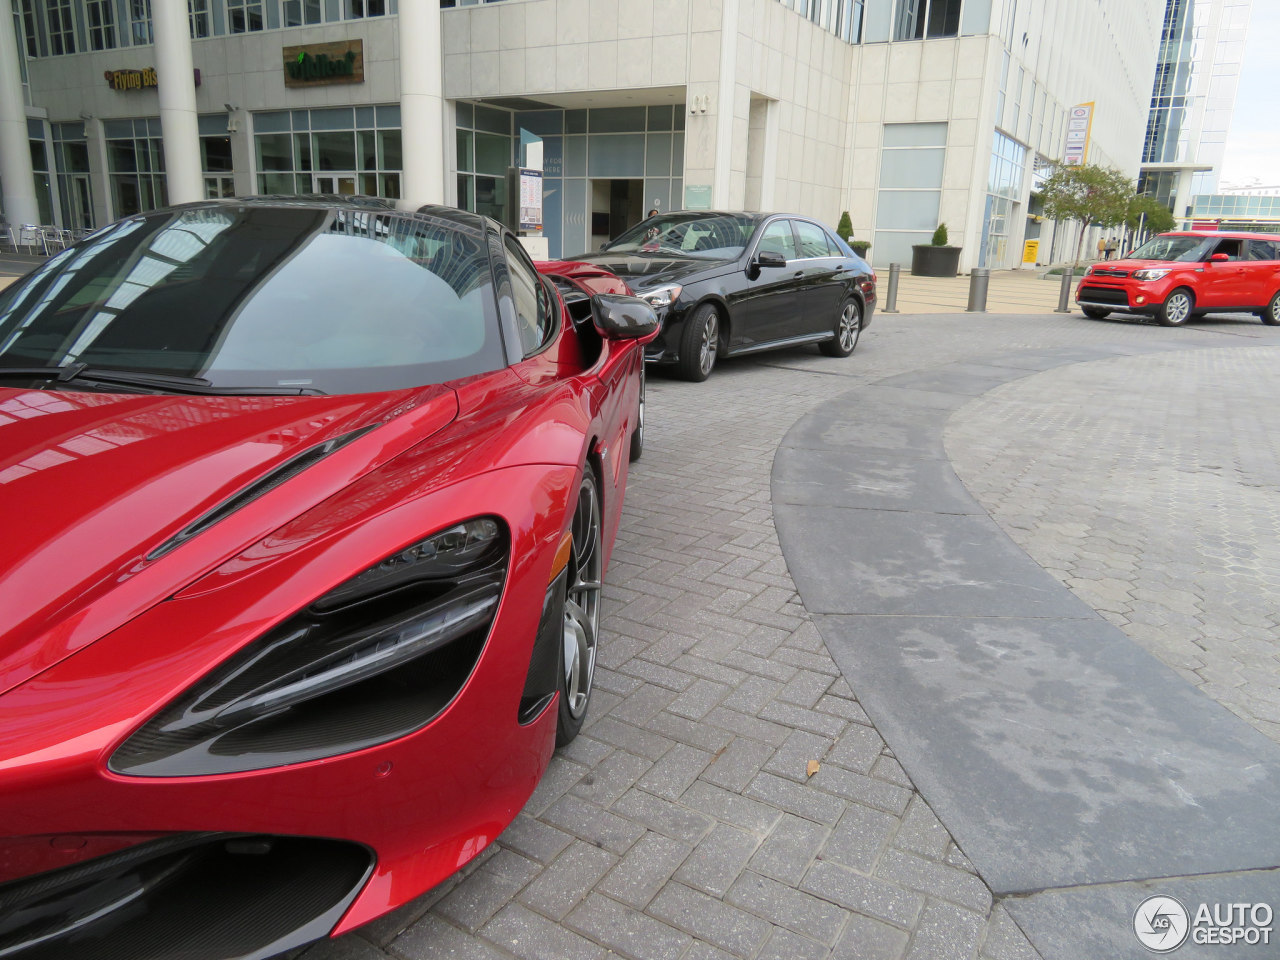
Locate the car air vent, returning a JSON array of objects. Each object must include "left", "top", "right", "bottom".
[
  {"left": 146, "top": 424, "right": 380, "bottom": 562},
  {"left": 1093, "top": 269, "right": 1129, "bottom": 277}
]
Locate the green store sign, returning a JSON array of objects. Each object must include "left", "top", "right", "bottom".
[{"left": 282, "top": 40, "right": 364, "bottom": 87}]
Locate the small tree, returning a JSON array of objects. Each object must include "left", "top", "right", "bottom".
[
  {"left": 931, "top": 223, "right": 949, "bottom": 246},
  {"left": 1039, "top": 162, "right": 1132, "bottom": 267},
  {"left": 1126, "top": 195, "right": 1175, "bottom": 237},
  {"left": 836, "top": 211, "right": 853, "bottom": 240}
]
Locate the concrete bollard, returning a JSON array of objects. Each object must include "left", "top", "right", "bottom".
[
  {"left": 1055, "top": 268, "right": 1074, "bottom": 313},
  {"left": 883, "top": 262, "right": 900, "bottom": 313},
  {"left": 965, "top": 268, "right": 990, "bottom": 312}
]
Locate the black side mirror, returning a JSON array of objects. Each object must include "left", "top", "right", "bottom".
[
  {"left": 754, "top": 250, "right": 787, "bottom": 268},
  {"left": 590, "top": 294, "right": 659, "bottom": 341}
]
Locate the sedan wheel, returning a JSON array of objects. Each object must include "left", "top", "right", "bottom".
[
  {"left": 677, "top": 304, "right": 719, "bottom": 382},
  {"left": 1157, "top": 288, "right": 1194, "bottom": 326},
  {"left": 820, "top": 298, "right": 862, "bottom": 357},
  {"left": 1261, "top": 291, "right": 1280, "bottom": 326},
  {"left": 557, "top": 466, "right": 602, "bottom": 745}
]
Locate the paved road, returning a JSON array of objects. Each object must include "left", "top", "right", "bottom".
[{"left": 285, "top": 308, "right": 1280, "bottom": 960}]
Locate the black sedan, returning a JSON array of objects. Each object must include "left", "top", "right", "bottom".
[{"left": 573, "top": 211, "right": 876, "bottom": 381}]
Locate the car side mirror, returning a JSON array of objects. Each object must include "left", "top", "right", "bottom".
[
  {"left": 754, "top": 250, "right": 787, "bottom": 269},
  {"left": 1209, "top": 252, "right": 1230, "bottom": 262},
  {"left": 590, "top": 294, "right": 660, "bottom": 342}
]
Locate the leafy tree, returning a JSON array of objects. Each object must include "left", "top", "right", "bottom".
[
  {"left": 1039, "top": 163, "right": 1132, "bottom": 265},
  {"left": 931, "top": 223, "right": 949, "bottom": 246},
  {"left": 835, "top": 211, "right": 853, "bottom": 240},
  {"left": 1126, "top": 195, "right": 1175, "bottom": 236}
]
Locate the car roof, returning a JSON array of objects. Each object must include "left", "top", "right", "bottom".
[
  {"left": 149, "top": 197, "right": 490, "bottom": 235},
  {"left": 1159, "top": 230, "right": 1280, "bottom": 241}
]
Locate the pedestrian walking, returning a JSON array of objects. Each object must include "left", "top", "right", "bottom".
[
  {"left": 1105, "top": 237, "right": 1118, "bottom": 260},
  {"left": 1096, "top": 236, "right": 1106, "bottom": 260}
]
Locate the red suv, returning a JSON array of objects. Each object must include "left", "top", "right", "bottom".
[{"left": 1075, "top": 231, "right": 1280, "bottom": 326}]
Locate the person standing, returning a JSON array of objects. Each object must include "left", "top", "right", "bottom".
[
  {"left": 1105, "top": 237, "right": 1118, "bottom": 260},
  {"left": 1097, "top": 236, "right": 1106, "bottom": 260}
]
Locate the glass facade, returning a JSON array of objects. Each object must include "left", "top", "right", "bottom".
[
  {"left": 874, "top": 122, "right": 946, "bottom": 267},
  {"left": 28, "top": 118, "right": 54, "bottom": 225},
  {"left": 53, "top": 121, "right": 95, "bottom": 231},
  {"left": 1191, "top": 194, "right": 1280, "bottom": 233},
  {"left": 980, "top": 131, "right": 1026, "bottom": 269},
  {"left": 253, "top": 106, "right": 402, "bottom": 200},
  {"left": 455, "top": 103, "right": 513, "bottom": 229},
  {"left": 105, "top": 117, "right": 167, "bottom": 217}
]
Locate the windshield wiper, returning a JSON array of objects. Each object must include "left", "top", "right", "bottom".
[{"left": 0, "top": 363, "right": 326, "bottom": 396}]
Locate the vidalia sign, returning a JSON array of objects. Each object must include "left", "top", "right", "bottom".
[{"left": 283, "top": 40, "right": 364, "bottom": 87}]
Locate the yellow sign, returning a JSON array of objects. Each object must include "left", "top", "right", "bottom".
[{"left": 1022, "top": 239, "right": 1040, "bottom": 264}]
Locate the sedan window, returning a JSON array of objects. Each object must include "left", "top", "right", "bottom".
[
  {"left": 757, "top": 221, "right": 799, "bottom": 261},
  {"left": 794, "top": 220, "right": 834, "bottom": 258},
  {"left": 603, "top": 213, "right": 755, "bottom": 259}
]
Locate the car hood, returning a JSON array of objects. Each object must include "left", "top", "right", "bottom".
[
  {"left": 0, "top": 384, "right": 457, "bottom": 696},
  {"left": 572, "top": 252, "right": 737, "bottom": 290},
  {"left": 1088, "top": 258, "right": 1178, "bottom": 273}
]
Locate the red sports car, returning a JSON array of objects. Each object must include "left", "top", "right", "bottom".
[{"left": 0, "top": 198, "right": 657, "bottom": 959}]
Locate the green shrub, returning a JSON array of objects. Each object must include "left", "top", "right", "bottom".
[
  {"left": 850, "top": 240, "right": 871, "bottom": 257},
  {"left": 931, "top": 223, "right": 949, "bottom": 246},
  {"left": 835, "top": 211, "right": 853, "bottom": 240}
]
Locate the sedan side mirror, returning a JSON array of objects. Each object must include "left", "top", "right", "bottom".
[
  {"left": 754, "top": 250, "right": 787, "bottom": 269},
  {"left": 590, "top": 294, "right": 660, "bottom": 341},
  {"left": 1209, "top": 252, "right": 1230, "bottom": 262}
]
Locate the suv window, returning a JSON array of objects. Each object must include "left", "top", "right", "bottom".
[
  {"left": 504, "top": 236, "right": 550, "bottom": 355},
  {"left": 1209, "top": 238, "right": 1244, "bottom": 260},
  {"left": 1247, "top": 239, "right": 1279, "bottom": 261},
  {"left": 795, "top": 220, "right": 834, "bottom": 258},
  {"left": 757, "top": 220, "right": 799, "bottom": 260}
]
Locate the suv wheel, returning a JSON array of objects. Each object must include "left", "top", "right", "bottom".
[
  {"left": 1261, "top": 291, "right": 1280, "bottom": 326},
  {"left": 1157, "top": 288, "right": 1194, "bottom": 327},
  {"left": 1081, "top": 306, "right": 1110, "bottom": 319}
]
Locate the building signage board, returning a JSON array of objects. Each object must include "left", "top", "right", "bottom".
[
  {"left": 1022, "top": 239, "right": 1039, "bottom": 263},
  {"left": 519, "top": 168, "right": 543, "bottom": 232},
  {"left": 104, "top": 67, "right": 202, "bottom": 90},
  {"left": 1064, "top": 102, "right": 1094, "bottom": 166},
  {"left": 283, "top": 40, "right": 364, "bottom": 87},
  {"left": 684, "top": 184, "right": 712, "bottom": 210}
]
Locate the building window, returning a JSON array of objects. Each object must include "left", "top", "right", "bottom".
[
  {"left": 190, "top": 0, "right": 210, "bottom": 38},
  {"left": 874, "top": 121, "right": 947, "bottom": 266},
  {"left": 106, "top": 118, "right": 167, "bottom": 217},
  {"left": 892, "top": 0, "right": 961, "bottom": 40},
  {"left": 345, "top": 0, "right": 386, "bottom": 18},
  {"left": 53, "top": 122, "right": 95, "bottom": 231},
  {"left": 253, "top": 106, "right": 402, "bottom": 201},
  {"left": 45, "top": 0, "right": 75, "bottom": 55},
  {"left": 227, "top": 0, "right": 264, "bottom": 33},
  {"left": 29, "top": 126, "right": 55, "bottom": 224},
  {"left": 980, "top": 130, "right": 1027, "bottom": 268},
  {"left": 87, "top": 0, "right": 116, "bottom": 50},
  {"left": 283, "top": 0, "right": 323, "bottom": 26},
  {"left": 456, "top": 105, "right": 513, "bottom": 225},
  {"left": 17, "top": 0, "right": 39, "bottom": 58},
  {"left": 131, "top": 0, "right": 152, "bottom": 45}
]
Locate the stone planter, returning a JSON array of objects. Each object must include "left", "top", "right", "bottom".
[{"left": 911, "top": 244, "right": 962, "bottom": 277}]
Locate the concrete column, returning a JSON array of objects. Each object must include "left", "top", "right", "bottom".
[
  {"left": 1172, "top": 170, "right": 1193, "bottom": 229},
  {"left": 0, "top": 0, "right": 40, "bottom": 226},
  {"left": 151, "top": 0, "right": 203, "bottom": 205},
  {"left": 398, "top": 0, "right": 445, "bottom": 210},
  {"left": 712, "top": 0, "right": 740, "bottom": 207}
]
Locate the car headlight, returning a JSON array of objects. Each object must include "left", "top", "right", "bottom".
[
  {"left": 111, "top": 518, "right": 508, "bottom": 776},
  {"left": 1131, "top": 268, "right": 1171, "bottom": 281},
  {"left": 639, "top": 284, "right": 682, "bottom": 308}
]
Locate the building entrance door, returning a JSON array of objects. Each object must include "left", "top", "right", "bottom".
[
  {"left": 590, "top": 179, "right": 644, "bottom": 249},
  {"left": 313, "top": 173, "right": 357, "bottom": 196},
  {"left": 67, "top": 175, "right": 93, "bottom": 231}
]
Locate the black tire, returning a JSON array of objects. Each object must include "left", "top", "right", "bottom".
[
  {"left": 677, "top": 303, "right": 720, "bottom": 382},
  {"left": 1157, "top": 288, "right": 1194, "bottom": 326},
  {"left": 1260, "top": 291, "right": 1280, "bottom": 326},
  {"left": 819, "top": 298, "right": 862, "bottom": 357},
  {"left": 556, "top": 466, "right": 602, "bottom": 747},
  {"left": 1082, "top": 306, "right": 1111, "bottom": 319},
  {"left": 628, "top": 364, "right": 645, "bottom": 461}
]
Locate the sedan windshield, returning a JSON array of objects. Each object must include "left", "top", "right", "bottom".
[
  {"left": 603, "top": 213, "right": 756, "bottom": 259},
  {"left": 1127, "top": 235, "right": 1213, "bottom": 262},
  {"left": 0, "top": 206, "right": 504, "bottom": 395}
]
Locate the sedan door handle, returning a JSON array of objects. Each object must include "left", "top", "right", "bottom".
[{"left": 793, "top": 271, "right": 804, "bottom": 279}]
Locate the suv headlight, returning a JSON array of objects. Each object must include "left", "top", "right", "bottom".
[
  {"left": 1131, "top": 268, "right": 1171, "bottom": 281},
  {"left": 111, "top": 518, "right": 508, "bottom": 776},
  {"left": 639, "top": 284, "right": 682, "bottom": 308}
]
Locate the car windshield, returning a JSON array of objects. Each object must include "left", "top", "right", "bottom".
[
  {"left": 603, "top": 213, "right": 756, "bottom": 259},
  {"left": 1127, "top": 235, "right": 1214, "bottom": 262},
  {"left": 0, "top": 206, "right": 504, "bottom": 395}
]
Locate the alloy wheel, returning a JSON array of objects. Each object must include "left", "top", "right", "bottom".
[
  {"left": 562, "top": 471, "right": 601, "bottom": 721},
  {"left": 699, "top": 313, "right": 719, "bottom": 377},
  {"left": 838, "top": 302, "right": 861, "bottom": 352}
]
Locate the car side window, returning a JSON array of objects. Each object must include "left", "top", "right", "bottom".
[
  {"left": 1247, "top": 240, "right": 1278, "bottom": 261},
  {"left": 1210, "top": 238, "right": 1243, "bottom": 261},
  {"left": 794, "top": 220, "right": 834, "bottom": 259},
  {"left": 504, "top": 237, "right": 550, "bottom": 356},
  {"left": 757, "top": 220, "right": 799, "bottom": 261}
]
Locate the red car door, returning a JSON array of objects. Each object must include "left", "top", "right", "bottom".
[
  {"left": 1199, "top": 236, "right": 1251, "bottom": 309},
  {"left": 1245, "top": 238, "right": 1280, "bottom": 308}
]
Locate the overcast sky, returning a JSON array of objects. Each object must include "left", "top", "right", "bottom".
[{"left": 1218, "top": 1, "right": 1279, "bottom": 186}]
